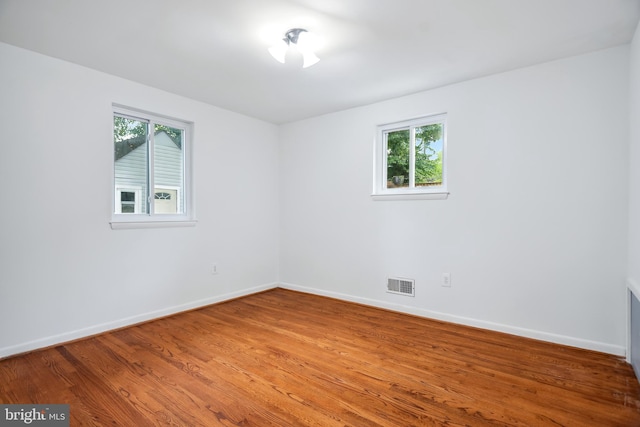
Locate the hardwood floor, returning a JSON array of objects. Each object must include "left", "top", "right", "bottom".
[{"left": 1, "top": 288, "right": 639, "bottom": 426}]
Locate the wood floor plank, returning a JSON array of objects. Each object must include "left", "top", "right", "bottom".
[{"left": 1, "top": 288, "right": 639, "bottom": 426}]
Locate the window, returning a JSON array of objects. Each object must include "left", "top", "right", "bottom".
[
  {"left": 115, "top": 188, "right": 142, "bottom": 214},
  {"left": 111, "top": 105, "right": 194, "bottom": 228},
  {"left": 373, "top": 114, "right": 448, "bottom": 200}
]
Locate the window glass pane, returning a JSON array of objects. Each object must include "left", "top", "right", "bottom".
[
  {"left": 120, "top": 191, "right": 135, "bottom": 202},
  {"left": 386, "top": 129, "right": 410, "bottom": 188},
  {"left": 120, "top": 191, "right": 136, "bottom": 213},
  {"left": 114, "top": 116, "right": 148, "bottom": 214},
  {"left": 116, "top": 190, "right": 139, "bottom": 213},
  {"left": 153, "top": 124, "right": 184, "bottom": 214},
  {"left": 415, "top": 123, "right": 443, "bottom": 187}
]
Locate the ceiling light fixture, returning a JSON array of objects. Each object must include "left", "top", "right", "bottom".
[{"left": 268, "top": 28, "right": 319, "bottom": 68}]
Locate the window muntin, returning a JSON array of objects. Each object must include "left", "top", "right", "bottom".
[
  {"left": 112, "top": 106, "right": 192, "bottom": 225},
  {"left": 374, "top": 114, "right": 447, "bottom": 199},
  {"left": 154, "top": 192, "right": 171, "bottom": 200}
]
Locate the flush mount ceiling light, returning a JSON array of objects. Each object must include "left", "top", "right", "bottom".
[{"left": 268, "top": 28, "right": 319, "bottom": 68}]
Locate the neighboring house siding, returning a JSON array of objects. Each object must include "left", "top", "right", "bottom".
[
  {"left": 154, "top": 135, "right": 183, "bottom": 179},
  {"left": 115, "top": 132, "right": 183, "bottom": 213},
  {"left": 154, "top": 133, "right": 184, "bottom": 212},
  {"left": 115, "top": 140, "right": 148, "bottom": 214}
]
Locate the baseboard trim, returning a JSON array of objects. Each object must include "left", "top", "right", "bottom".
[
  {"left": 279, "top": 282, "right": 626, "bottom": 357},
  {"left": 3, "top": 281, "right": 626, "bottom": 359},
  {"left": 0, "top": 282, "right": 278, "bottom": 359},
  {"left": 627, "top": 278, "right": 640, "bottom": 363}
]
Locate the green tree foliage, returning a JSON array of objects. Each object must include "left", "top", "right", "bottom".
[
  {"left": 113, "top": 116, "right": 146, "bottom": 142},
  {"left": 155, "top": 124, "right": 182, "bottom": 147},
  {"left": 415, "top": 124, "right": 443, "bottom": 185},
  {"left": 113, "top": 116, "right": 182, "bottom": 147},
  {"left": 387, "top": 124, "right": 442, "bottom": 186},
  {"left": 387, "top": 129, "right": 410, "bottom": 185}
]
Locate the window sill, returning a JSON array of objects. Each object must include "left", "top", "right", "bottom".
[
  {"left": 371, "top": 191, "right": 449, "bottom": 201},
  {"left": 110, "top": 219, "right": 197, "bottom": 230}
]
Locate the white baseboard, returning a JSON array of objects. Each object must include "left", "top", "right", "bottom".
[
  {"left": 3, "top": 281, "right": 626, "bottom": 359},
  {"left": 0, "top": 282, "right": 278, "bottom": 359},
  {"left": 280, "top": 282, "right": 626, "bottom": 357},
  {"left": 627, "top": 278, "right": 640, "bottom": 363}
]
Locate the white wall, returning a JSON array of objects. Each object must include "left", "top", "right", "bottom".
[
  {"left": 0, "top": 40, "right": 633, "bottom": 358},
  {"left": 279, "top": 46, "right": 630, "bottom": 355},
  {"left": 629, "top": 22, "right": 640, "bottom": 297},
  {"left": 629, "top": 20, "right": 640, "bottom": 369},
  {"left": 0, "top": 42, "right": 280, "bottom": 357}
]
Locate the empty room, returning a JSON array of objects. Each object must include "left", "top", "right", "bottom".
[{"left": 2, "top": 0, "right": 640, "bottom": 425}]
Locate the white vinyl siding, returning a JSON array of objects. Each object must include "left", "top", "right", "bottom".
[
  {"left": 115, "top": 142, "right": 148, "bottom": 213},
  {"left": 154, "top": 133, "right": 184, "bottom": 212},
  {"left": 114, "top": 133, "right": 183, "bottom": 214}
]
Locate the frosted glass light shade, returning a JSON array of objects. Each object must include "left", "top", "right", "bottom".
[
  {"left": 268, "top": 28, "right": 320, "bottom": 68},
  {"left": 302, "top": 52, "right": 320, "bottom": 68},
  {"left": 268, "top": 39, "right": 288, "bottom": 64},
  {"left": 296, "top": 31, "right": 319, "bottom": 68}
]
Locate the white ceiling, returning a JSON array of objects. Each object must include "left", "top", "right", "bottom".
[{"left": 1, "top": 0, "right": 638, "bottom": 124}]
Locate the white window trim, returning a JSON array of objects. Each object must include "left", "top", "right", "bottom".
[
  {"left": 110, "top": 219, "right": 197, "bottom": 230},
  {"left": 110, "top": 104, "right": 196, "bottom": 229},
  {"left": 372, "top": 113, "right": 449, "bottom": 201},
  {"left": 370, "top": 192, "right": 449, "bottom": 201}
]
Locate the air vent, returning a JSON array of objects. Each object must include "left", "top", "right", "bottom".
[{"left": 387, "top": 277, "right": 415, "bottom": 297}]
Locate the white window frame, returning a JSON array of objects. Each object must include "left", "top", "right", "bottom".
[
  {"left": 372, "top": 113, "right": 449, "bottom": 201},
  {"left": 111, "top": 105, "right": 196, "bottom": 229}
]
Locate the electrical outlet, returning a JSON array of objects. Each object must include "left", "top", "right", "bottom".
[{"left": 442, "top": 273, "right": 451, "bottom": 287}]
